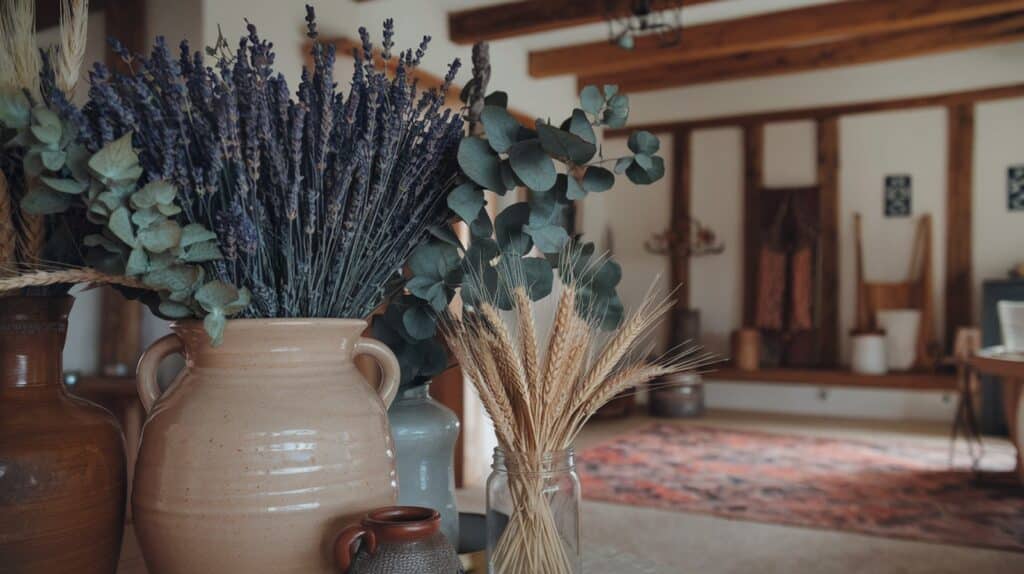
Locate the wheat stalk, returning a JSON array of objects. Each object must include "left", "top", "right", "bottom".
[
  {"left": 444, "top": 255, "right": 717, "bottom": 574},
  {"left": 0, "top": 171, "right": 15, "bottom": 268},
  {"left": 0, "top": 0, "right": 40, "bottom": 95},
  {"left": 0, "top": 268, "right": 145, "bottom": 292},
  {"left": 15, "top": 213, "right": 45, "bottom": 265},
  {"left": 55, "top": 0, "right": 89, "bottom": 95}
]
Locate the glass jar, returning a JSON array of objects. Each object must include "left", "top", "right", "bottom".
[{"left": 486, "top": 447, "right": 581, "bottom": 574}]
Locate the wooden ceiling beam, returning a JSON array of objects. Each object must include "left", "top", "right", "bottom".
[
  {"left": 530, "top": 0, "right": 1024, "bottom": 78},
  {"left": 448, "top": 0, "right": 720, "bottom": 45},
  {"left": 582, "top": 12, "right": 1024, "bottom": 93},
  {"left": 605, "top": 81, "right": 1024, "bottom": 135}
]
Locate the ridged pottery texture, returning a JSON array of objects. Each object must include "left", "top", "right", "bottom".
[
  {"left": 132, "top": 319, "right": 401, "bottom": 574},
  {"left": 0, "top": 296, "right": 127, "bottom": 574}
]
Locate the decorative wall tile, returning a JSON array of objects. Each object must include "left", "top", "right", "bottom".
[
  {"left": 1008, "top": 165, "right": 1024, "bottom": 212},
  {"left": 884, "top": 174, "right": 912, "bottom": 217}
]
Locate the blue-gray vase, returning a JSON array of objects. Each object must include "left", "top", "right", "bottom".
[{"left": 387, "top": 382, "right": 460, "bottom": 546}]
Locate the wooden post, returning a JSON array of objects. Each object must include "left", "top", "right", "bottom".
[
  {"left": 946, "top": 103, "right": 975, "bottom": 351},
  {"left": 742, "top": 124, "right": 764, "bottom": 327},
  {"left": 817, "top": 117, "right": 840, "bottom": 366},
  {"left": 669, "top": 128, "right": 692, "bottom": 341}
]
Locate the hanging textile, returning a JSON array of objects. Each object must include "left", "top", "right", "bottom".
[
  {"left": 789, "top": 246, "right": 814, "bottom": 331},
  {"left": 756, "top": 247, "right": 786, "bottom": 330}
]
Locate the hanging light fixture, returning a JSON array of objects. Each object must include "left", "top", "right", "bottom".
[{"left": 607, "top": 0, "right": 683, "bottom": 51}]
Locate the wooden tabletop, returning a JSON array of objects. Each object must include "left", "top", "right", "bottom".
[
  {"left": 117, "top": 491, "right": 672, "bottom": 573},
  {"left": 968, "top": 347, "right": 1024, "bottom": 380}
]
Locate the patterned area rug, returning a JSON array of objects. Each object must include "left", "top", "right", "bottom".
[{"left": 578, "top": 424, "right": 1024, "bottom": 552}]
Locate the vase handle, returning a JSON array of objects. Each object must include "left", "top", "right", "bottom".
[
  {"left": 334, "top": 525, "right": 377, "bottom": 573},
  {"left": 136, "top": 333, "right": 183, "bottom": 414},
  {"left": 354, "top": 337, "right": 400, "bottom": 408}
]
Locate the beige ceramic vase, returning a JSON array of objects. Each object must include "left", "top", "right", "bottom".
[{"left": 132, "top": 319, "right": 401, "bottom": 574}]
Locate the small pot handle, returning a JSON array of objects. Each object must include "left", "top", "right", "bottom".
[
  {"left": 135, "top": 333, "right": 183, "bottom": 413},
  {"left": 354, "top": 337, "right": 400, "bottom": 408},
  {"left": 334, "top": 525, "right": 377, "bottom": 573}
]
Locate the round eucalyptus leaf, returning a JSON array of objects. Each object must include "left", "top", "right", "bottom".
[
  {"left": 484, "top": 91, "right": 509, "bottom": 109},
  {"left": 567, "top": 109, "right": 596, "bottom": 145},
  {"left": 521, "top": 256, "right": 554, "bottom": 300},
  {"left": 598, "top": 295, "right": 625, "bottom": 330},
  {"left": 633, "top": 153, "right": 653, "bottom": 170},
  {"left": 626, "top": 155, "right": 666, "bottom": 185},
  {"left": 138, "top": 219, "right": 182, "bottom": 253},
  {"left": 0, "top": 87, "right": 30, "bottom": 129},
  {"left": 126, "top": 248, "right": 149, "bottom": 275},
  {"left": 88, "top": 133, "right": 141, "bottom": 184},
  {"left": 180, "top": 223, "right": 218, "bottom": 248},
  {"left": 463, "top": 237, "right": 500, "bottom": 272},
  {"left": 469, "top": 207, "right": 494, "bottom": 238},
  {"left": 603, "top": 85, "right": 619, "bottom": 99},
  {"left": 499, "top": 160, "right": 521, "bottom": 191},
  {"left": 580, "top": 85, "right": 604, "bottom": 115},
  {"left": 524, "top": 223, "right": 569, "bottom": 254},
  {"left": 41, "top": 175, "right": 88, "bottom": 195},
  {"left": 158, "top": 301, "right": 194, "bottom": 319},
  {"left": 457, "top": 136, "right": 505, "bottom": 192},
  {"left": 402, "top": 304, "right": 437, "bottom": 341},
  {"left": 107, "top": 206, "right": 136, "bottom": 246},
  {"left": 447, "top": 182, "right": 486, "bottom": 223},
  {"left": 602, "top": 107, "right": 628, "bottom": 129},
  {"left": 494, "top": 202, "right": 533, "bottom": 255},
  {"left": 40, "top": 150, "right": 66, "bottom": 172},
  {"left": 481, "top": 105, "right": 520, "bottom": 154},
  {"left": 409, "top": 241, "right": 461, "bottom": 280},
  {"left": 627, "top": 130, "right": 660, "bottom": 155},
  {"left": 566, "top": 175, "right": 586, "bottom": 200},
  {"left": 429, "top": 225, "right": 462, "bottom": 248},
  {"left": 508, "top": 139, "right": 557, "bottom": 192},
  {"left": 195, "top": 279, "right": 242, "bottom": 311},
  {"left": 582, "top": 166, "right": 615, "bottom": 193},
  {"left": 21, "top": 185, "right": 73, "bottom": 215},
  {"left": 593, "top": 259, "right": 623, "bottom": 291},
  {"left": 536, "top": 124, "right": 596, "bottom": 166},
  {"left": 614, "top": 157, "right": 633, "bottom": 174}
]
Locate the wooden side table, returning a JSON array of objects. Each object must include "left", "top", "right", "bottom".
[{"left": 967, "top": 347, "right": 1024, "bottom": 483}]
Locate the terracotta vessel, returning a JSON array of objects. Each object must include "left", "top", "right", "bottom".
[
  {"left": 133, "top": 319, "right": 401, "bottom": 574},
  {"left": 335, "top": 506, "right": 461, "bottom": 573},
  {"left": 0, "top": 296, "right": 127, "bottom": 573}
]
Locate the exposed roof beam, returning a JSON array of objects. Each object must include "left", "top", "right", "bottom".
[
  {"left": 605, "top": 82, "right": 1024, "bottom": 135},
  {"left": 531, "top": 0, "right": 1024, "bottom": 78},
  {"left": 582, "top": 12, "right": 1024, "bottom": 93},
  {"left": 448, "top": 0, "right": 720, "bottom": 45}
]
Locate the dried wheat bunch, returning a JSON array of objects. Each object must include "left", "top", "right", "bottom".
[
  {"left": 55, "top": 0, "right": 89, "bottom": 95},
  {"left": 443, "top": 254, "right": 716, "bottom": 573},
  {"left": 0, "top": 265, "right": 143, "bottom": 293},
  {"left": 0, "top": 0, "right": 40, "bottom": 95},
  {"left": 0, "top": 171, "right": 14, "bottom": 268}
]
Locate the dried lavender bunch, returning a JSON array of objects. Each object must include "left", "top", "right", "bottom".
[{"left": 74, "top": 7, "right": 463, "bottom": 321}]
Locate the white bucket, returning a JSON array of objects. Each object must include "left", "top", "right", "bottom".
[
  {"left": 877, "top": 309, "right": 922, "bottom": 371},
  {"left": 998, "top": 300, "right": 1024, "bottom": 352},
  {"left": 850, "top": 333, "right": 888, "bottom": 375}
]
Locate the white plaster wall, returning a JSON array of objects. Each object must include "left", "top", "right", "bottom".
[
  {"left": 838, "top": 109, "right": 948, "bottom": 362},
  {"left": 973, "top": 98, "right": 1024, "bottom": 319},
  {"left": 688, "top": 128, "right": 743, "bottom": 356},
  {"left": 579, "top": 136, "right": 676, "bottom": 354},
  {"left": 598, "top": 43, "right": 1024, "bottom": 422},
  {"left": 763, "top": 121, "right": 816, "bottom": 188}
]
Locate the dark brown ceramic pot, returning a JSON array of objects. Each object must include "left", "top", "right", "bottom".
[
  {"left": 335, "top": 506, "right": 461, "bottom": 574},
  {"left": 0, "top": 295, "right": 127, "bottom": 573}
]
